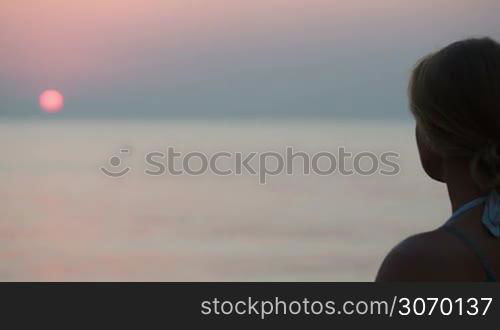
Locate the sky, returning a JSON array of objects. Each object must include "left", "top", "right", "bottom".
[{"left": 1, "top": 0, "right": 500, "bottom": 119}]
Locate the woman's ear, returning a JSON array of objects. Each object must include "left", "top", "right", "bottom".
[{"left": 416, "top": 125, "right": 445, "bottom": 182}]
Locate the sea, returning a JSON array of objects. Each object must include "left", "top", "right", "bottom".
[{"left": 0, "top": 118, "right": 449, "bottom": 281}]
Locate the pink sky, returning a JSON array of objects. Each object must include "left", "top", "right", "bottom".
[
  {"left": 1, "top": 0, "right": 498, "bottom": 117},
  {"left": 2, "top": 0, "right": 475, "bottom": 82}
]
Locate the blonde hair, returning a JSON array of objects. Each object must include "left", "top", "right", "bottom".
[{"left": 409, "top": 37, "right": 500, "bottom": 190}]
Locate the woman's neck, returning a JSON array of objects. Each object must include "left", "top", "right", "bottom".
[{"left": 444, "top": 157, "right": 485, "bottom": 213}]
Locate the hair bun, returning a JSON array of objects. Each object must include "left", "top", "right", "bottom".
[{"left": 471, "top": 142, "right": 500, "bottom": 191}]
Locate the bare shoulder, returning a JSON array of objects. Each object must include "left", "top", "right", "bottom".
[{"left": 376, "top": 228, "right": 483, "bottom": 282}]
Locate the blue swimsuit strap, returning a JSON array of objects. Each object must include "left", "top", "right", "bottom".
[
  {"left": 447, "top": 196, "right": 488, "bottom": 223},
  {"left": 444, "top": 196, "right": 497, "bottom": 282}
]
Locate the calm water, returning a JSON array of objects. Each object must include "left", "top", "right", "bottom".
[{"left": 0, "top": 119, "right": 448, "bottom": 281}]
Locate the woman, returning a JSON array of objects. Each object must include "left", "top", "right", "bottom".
[{"left": 377, "top": 37, "right": 500, "bottom": 281}]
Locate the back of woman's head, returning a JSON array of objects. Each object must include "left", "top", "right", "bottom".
[{"left": 409, "top": 37, "right": 500, "bottom": 191}]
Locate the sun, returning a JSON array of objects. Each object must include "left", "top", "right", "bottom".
[{"left": 39, "top": 89, "right": 64, "bottom": 113}]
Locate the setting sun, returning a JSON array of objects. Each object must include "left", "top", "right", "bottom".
[{"left": 39, "top": 89, "right": 64, "bottom": 113}]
